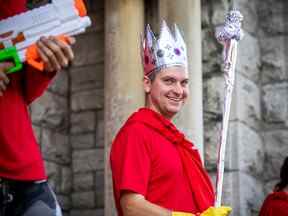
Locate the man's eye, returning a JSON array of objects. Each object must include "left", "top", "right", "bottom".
[
  {"left": 181, "top": 80, "right": 188, "bottom": 86},
  {"left": 164, "top": 79, "right": 174, "bottom": 84}
]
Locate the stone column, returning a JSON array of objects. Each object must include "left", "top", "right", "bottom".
[
  {"left": 158, "top": 0, "right": 204, "bottom": 157},
  {"left": 104, "top": 1, "right": 145, "bottom": 215}
]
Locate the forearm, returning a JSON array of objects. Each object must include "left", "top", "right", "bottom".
[{"left": 121, "top": 193, "right": 171, "bottom": 216}]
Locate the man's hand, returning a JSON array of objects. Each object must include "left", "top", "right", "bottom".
[
  {"left": 36, "top": 36, "right": 75, "bottom": 73},
  {"left": 201, "top": 206, "right": 232, "bottom": 216},
  {"left": 0, "top": 62, "right": 13, "bottom": 96}
]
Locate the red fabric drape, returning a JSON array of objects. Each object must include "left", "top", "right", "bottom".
[{"left": 128, "top": 108, "right": 215, "bottom": 212}]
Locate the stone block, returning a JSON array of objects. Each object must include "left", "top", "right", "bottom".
[
  {"left": 262, "top": 130, "right": 288, "bottom": 180},
  {"left": 260, "top": 36, "right": 287, "bottom": 84},
  {"left": 204, "top": 120, "right": 222, "bottom": 170},
  {"left": 262, "top": 83, "right": 288, "bottom": 124},
  {"left": 230, "top": 74, "right": 261, "bottom": 130},
  {"left": 30, "top": 91, "right": 68, "bottom": 131},
  {"left": 237, "top": 32, "right": 261, "bottom": 82},
  {"left": 202, "top": 29, "right": 218, "bottom": 62},
  {"left": 57, "top": 194, "right": 71, "bottom": 211},
  {"left": 73, "top": 32, "right": 104, "bottom": 67},
  {"left": 60, "top": 166, "right": 72, "bottom": 194},
  {"left": 72, "top": 191, "right": 95, "bottom": 209},
  {"left": 257, "top": 0, "right": 287, "bottom": 35},
  {"left": 42, "top": 129, "right": 71, "bottom": 164},
  {"left": 222, "top": 172, "right": 264, "bottom": 216},
  {"left": 45, "top": 161, "right": 61, "bottom": 192},
  {"left": 48, "top": 70, "right": 69, "bottom": 96},
  {"left": 71, "top": 89, "right": 104, "bottom": 112},
  {"left": 32, "top": 125, "right": 41, "bottom": 144},
  {"left": 71, "top": 134, "right": 95, "bottom": 150},
  {"left": 71, "top": 64, "right": 104, "bottom": 93},
  {"left": 227, "top": 122, "right": 264, "bottom": 176},
  {"left": 233, "top": 0, "right": 258, "bottom": 34},
  {"left": 87, "top": 0, "right": 104, "bottom": 12},
  {"left": 211, "top": 0, "right": 229, "bottom": 26},
  {"left": 87, "top": 9, "right": 104, "bottom": 33},
  {"left": 73, "top": 172, "right": 94, "bottom": 192},
  {"left": 73, "top": 149, "right": 104, "bottom": 173},
  {"left": 263, "top": 180, "right": 278, "bottom": 196},
  {"left": 71, "top": 111, "right": 96, "bottom": 134},
  {"left": 70, "top": 209, "right": 104, "bottom": 216},
  {"left": 202, "top": 28, "right": 221, "bottom": 76},
  {"left": 201, "top": 0, "right": 210, "bottom": 28},
  {"left": 95, "top": 171, "right": 104, "bottom": 208},
  {"left": 203, "top": 76, "right": 225, "bottom": 115},
  {"left": 96, "top": 110, "right": 104, "bottom": 147}
]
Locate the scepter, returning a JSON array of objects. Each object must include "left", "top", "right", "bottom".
[{"left": 214, "top": 10, "right": 244, "bottom": 207}]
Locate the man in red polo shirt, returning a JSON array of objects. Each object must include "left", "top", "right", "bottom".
[
  {"left": 259, "top": 156, "right": 288, "bottom": 216},
  {"left": 0, "top": 0, "right": 74, "bottom": 215},
  {"left": 110, "top": 22, "right": 232, "bottom": 216}
]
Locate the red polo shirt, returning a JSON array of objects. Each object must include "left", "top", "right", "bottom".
[
  {"left": 259, "top": 191, "right": 288, "bottom": 216},
  {"left": 0, "top": 0, "right": 54, "bottom": 180},
  {"left": 0, "top": 66, "right": 56, "bottom": 180},
  {"left": 110, "top": 118, "right": 196, "bottom": 215}
]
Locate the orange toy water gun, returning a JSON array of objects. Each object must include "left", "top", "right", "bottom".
[{"left": 0, "top": 0, "right": 91, "bottom": 73}]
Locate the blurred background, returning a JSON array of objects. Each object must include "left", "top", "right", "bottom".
[{"left": 28, "top": 0, "right": 288, "bottom": 215}]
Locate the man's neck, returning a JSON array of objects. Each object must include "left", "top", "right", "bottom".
[{"left": 144, "top": 104, "right": 174, "bottom": 121}]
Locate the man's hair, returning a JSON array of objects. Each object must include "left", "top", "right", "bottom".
[
  {"left": 147, "top": 70, "right": 159, "bottom": 82},
  {"left": 274, "top": 156, "right": 288, "bottom": 191}
]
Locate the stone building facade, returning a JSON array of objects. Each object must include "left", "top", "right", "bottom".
[{"left": 29, "top": 0, "right": 288, "bottom": 216}]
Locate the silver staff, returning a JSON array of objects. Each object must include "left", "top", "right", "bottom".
[{"left": 215, "top": 10, "right": 244, "bottom": 207}]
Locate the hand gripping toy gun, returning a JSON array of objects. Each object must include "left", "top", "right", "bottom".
[{"left": 0, "top": 0, "right": 91, "bottom": 73}]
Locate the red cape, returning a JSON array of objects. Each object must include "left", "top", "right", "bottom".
[
  {"left": 259, "top": 191, "right": 288, "bottom": 216},
  {"left": 128, "top": 108, "right": 215, "bottom": 212}
]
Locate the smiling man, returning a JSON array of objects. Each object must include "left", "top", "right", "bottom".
[{"left": 110, "top": 22, "right": 232, "bottom": 216}]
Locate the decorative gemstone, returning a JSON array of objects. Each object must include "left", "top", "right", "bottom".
[
  {"left": 174, "top": 48, "right": 181, "bottom": 56},
  {"left": 157, "top": 49, "right": 164, "bottom": 58},
  {"left": 144, "top": 56, "right": 149, "bottom": 64}
]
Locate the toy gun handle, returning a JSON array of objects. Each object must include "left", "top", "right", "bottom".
[
  {"left": 26, "top": 35, "right": 70, "bottom": 71},
  {"left": 0, "top": 47, "right": 23, "bottom": 74}
]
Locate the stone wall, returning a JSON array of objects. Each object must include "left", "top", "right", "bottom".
[
  {"left": 70, "top": 0, "right": 105, "bottom": 215},
  {"left": 257, "top": 0, "right": 288, "bottom": 195},
  {"left": 202, "top": 0, "right": 288, "bottom": 215},
  {"left": 31, "top": 0, "right": 105, "bottom": 215},
  {"left": 202, "top": 0, "right": 265, "bottom": 215}
]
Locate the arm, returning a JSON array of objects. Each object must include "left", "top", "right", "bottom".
[
  {"left": 120, "top": 192, "right": 172, "bottom": 216},
  {"left": 120, "top": 193, "right": 231, "bottom": 216}
]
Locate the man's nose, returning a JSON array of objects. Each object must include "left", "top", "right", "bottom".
[{"left": 173, "top": 83, "right": 183, "bottom": 95}]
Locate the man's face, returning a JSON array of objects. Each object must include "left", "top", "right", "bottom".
[{"left": 144, "top": 66, "right": 189, "bottom": 119}]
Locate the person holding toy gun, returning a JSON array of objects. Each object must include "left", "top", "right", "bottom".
[{"left": 0, "top": 1, "right": 74, "bottom": 215}]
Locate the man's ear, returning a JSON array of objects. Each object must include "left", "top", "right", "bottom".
[{"left": 143, "top": 76, "right": 152, "bottom": 93}]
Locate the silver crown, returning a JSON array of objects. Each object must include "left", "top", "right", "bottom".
[{"left": 142, "top": 21, "right": 188, "bottom": 76}]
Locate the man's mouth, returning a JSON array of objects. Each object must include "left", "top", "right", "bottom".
[{"left": 167, "top": 96, "right": 183, "bottom": 102}]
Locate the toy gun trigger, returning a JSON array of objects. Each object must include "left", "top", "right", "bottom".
[
  {"left": 26, "top": 35, "right": 70, "bottom": 72},
  {"left": 0, "top": 47, "right": 23, "bottom": 74}
]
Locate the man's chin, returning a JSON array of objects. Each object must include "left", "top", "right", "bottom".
[{"left": 166, "top": 106, "right": 183, "bottom": 116}]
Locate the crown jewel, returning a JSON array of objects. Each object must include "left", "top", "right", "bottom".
[{"left": 142, "top": 21, "right": 188, "bottom": 76}]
